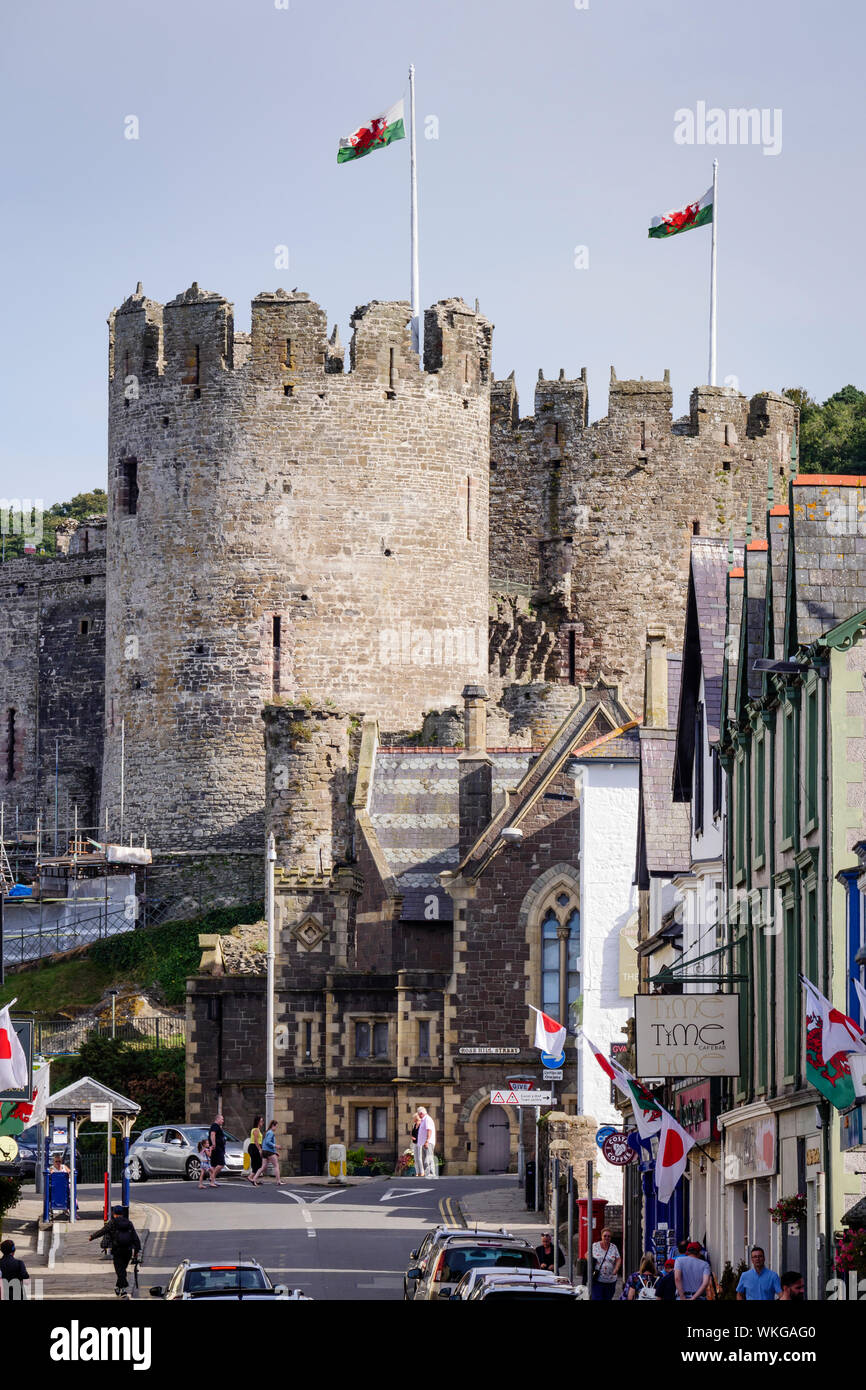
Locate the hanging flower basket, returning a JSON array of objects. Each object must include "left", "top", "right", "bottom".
[
  {"left": 834, "top": 1229, "right": 866, "bottom": 1277},
  {"left": 768, "top": 1193, "right": 807, "bottom": 1226}
]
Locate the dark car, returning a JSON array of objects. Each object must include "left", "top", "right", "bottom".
[{"left": 0, "top": 1126, "right": 68, "bottom": 1181}]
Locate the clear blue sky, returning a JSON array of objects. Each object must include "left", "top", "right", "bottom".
[{"left": 2, "top": 0, "right": 863, "bottom": 503}]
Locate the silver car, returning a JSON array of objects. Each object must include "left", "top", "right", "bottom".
[
  {"left": 128, "top": 1125, "right": 245, "bottom": 1181},
  {"left": 150, "top": 1260, "right": 310, "bottom": 1301}
]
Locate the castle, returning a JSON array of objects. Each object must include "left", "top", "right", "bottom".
[{"left": 0, "top": 283, "right": 799, "bottom": 1175}]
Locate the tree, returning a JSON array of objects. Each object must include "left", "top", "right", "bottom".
[
  {"left": 782, "top": 385, "right": 866, "bottom": 475},
  {"left": 1, "top": 487, "right": 107, "bottom": 561}
]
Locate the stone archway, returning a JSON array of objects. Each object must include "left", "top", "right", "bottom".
[{"left": 461, "top": 1088, "right": 519, "bottom": 1175}]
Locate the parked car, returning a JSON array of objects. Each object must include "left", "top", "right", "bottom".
[
  {"left": 451, "top": 1269, "right": 585, "bottom": 1300},
  {"left": 408, "top": 1234, "right": 540, "bottom": 1301},
  {"left": 149, "top": 1259, "right": 310, "bottom": 1301},
  {"left": 403, "top": 1226, "right": 514, "bottom": 1301},
  {"left": 0, "top": 1126, "right": 70, "bottom": 1181},
  {"left": 128, "top": 1125, "right": 245, "bottom": 1181}
]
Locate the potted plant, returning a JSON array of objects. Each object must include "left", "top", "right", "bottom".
[
  {"left": 395, "top": 1149, "right": 416, "bottom": 1176},
  {"left": 834, "top": 1229, "right": 866, "bottom": 1277},
  {"left": 0, "top": 1175, "right": 23, "bottom": 1240}
]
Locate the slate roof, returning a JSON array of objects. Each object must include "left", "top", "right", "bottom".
[
  {"left": 636, "top": 727, "right": 691, "bottom": 886},
  {"left": 789, "top": 479, "right": 866, "bottom": 647},
  {"left": 45, "top": 1075, "right": 140, "bottom": 1114},
  {"left": 368, "top": 683, "right": 639, "bottom": 913},
  {"left": 767, "top": 505, "right": 790, "bottom": 661},
  {"left": 673, "top": 539, "right": 742, "bottom": 801},
  {"left": 739, "top": 540, "right": 769, "bottom": 707}
]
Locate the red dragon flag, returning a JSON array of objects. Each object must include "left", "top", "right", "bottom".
[
  {"left": 337, "top": 99, "right": 405, "bottom": 164},
  {"left": 655, "top": 1106, "right": 696, "bottom": 1206},
  {"left": 581, "top": 1032, "right": 662, "bottom": 1141},
  {"left": 648, "top": 186, "right": 713, "bottom": 239},
  {"left": 801, "top": 974, "right": 864, "bottom": 1110},
  {"left": 530, "top": 1007, "right": 567, "bottom": 1057},
  {"left": 0, "top": 1003, "right": 29, "bottom": 1092}
]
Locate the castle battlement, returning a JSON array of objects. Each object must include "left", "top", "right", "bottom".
[{"left": 109, "top": 284, "right": 492, "bottom": 398}]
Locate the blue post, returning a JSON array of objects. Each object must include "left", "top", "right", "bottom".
[
  {"left": 122, "top": 1132, "right": 130, "bottom": 1210},
  {"left": 42, "top": 1123, "right": 50, "bottom": 1223},
  {"left": 69, "top": 1115, "right": 77, "bottom": 1224}
]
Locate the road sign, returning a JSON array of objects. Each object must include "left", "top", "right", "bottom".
[
  {"left": 601, "top": 1131, "right": 638, "bottom": 1166},
  {"left": 490, "top": 1089, "right": 554, "bottom": 1107},
  {"left": 458, "top": 1046, "right": 521, "bottom": 1055},
  {"left": 91, "top": 1103, "right": 111, "bottom": 1123},
  {"left": 541, "top": 1051, "right": 565, "bottom": 1069},
  {"left": 544, "top": 1069, "right": 563, "bottom": 1081},
  {"left": 595, "top": 1125, "right": 617, "bottom": 1149}
]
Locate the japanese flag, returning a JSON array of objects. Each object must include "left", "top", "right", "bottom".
[
  {"left": 0, "top": 1004, "right": 29, "bottom": 1091},
  {"left": 655, "top": 1106, "right": 695, "bottom": 1206},
  {"left": 530, "top": 1007, "right": 566, "bottom": 1057}
]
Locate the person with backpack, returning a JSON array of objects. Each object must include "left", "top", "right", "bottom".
[
  {"left": 622, "top": 1254, "right": 660, "bottom": 1301},
  {"left": 89, "top": 1205, "right": 142, "bottom": 1297}
]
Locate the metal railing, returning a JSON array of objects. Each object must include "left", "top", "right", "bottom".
[
  {"left": 33, "top": 1015, "right": 185, "bottom": 1056},
  {"left": 1, "top": 898, "right": 167, "bottom": 969}
]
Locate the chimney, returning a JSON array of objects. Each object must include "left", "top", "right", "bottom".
[
  {"left": 643, "top": 627, "right": 668, "bottom": 728},
  {"left": 458, "top": 684, "right": 492, "bottom": 857}
]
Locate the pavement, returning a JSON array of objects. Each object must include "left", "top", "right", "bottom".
[{"left": 4, "top": 1175, "right": 535, "bottom": 1300}]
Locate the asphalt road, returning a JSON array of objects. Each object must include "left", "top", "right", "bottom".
[{"left": 134, "top": 1175, "right": 513, "bottom": 1301}]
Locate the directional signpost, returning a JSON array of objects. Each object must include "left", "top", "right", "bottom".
[{"left": 490, "top": 1088, "right": 553, "bottom": 1107}]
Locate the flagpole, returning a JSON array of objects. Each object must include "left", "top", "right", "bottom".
[
  {"left": 708, "top": 158, "right": 718, "bottom": 386},
  {"left": 409, "top": 62, "right": 421, "bottom": 360}
]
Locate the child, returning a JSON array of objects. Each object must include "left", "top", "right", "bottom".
[{"left": 197, "top": 1137, "right": 213, "bottom": 1190}]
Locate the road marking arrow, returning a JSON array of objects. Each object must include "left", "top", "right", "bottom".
[
  {"left": 277, "top": 1189, "right": 344, "bottom": 1205},
  {"left": 378, "top": 1187, "right": 432, "bottom": 1202}
]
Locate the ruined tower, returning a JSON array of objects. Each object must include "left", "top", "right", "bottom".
[{"left": 101, "top": 285, "right": 492, "bottom": 852}]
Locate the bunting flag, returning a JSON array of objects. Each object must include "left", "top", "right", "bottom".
[
  {"left": 801, "top": 975, "right": 861, "bottom": 1110},
  {"left": 530, "top": 1006, "right": 566, "bottom": 1057},
  {"left": 0, "top": 1003, "right": 29, "bottom": 1092},
  {"left": 655, "top": 1106, "right": 696, "bottom": 1206},
  {"left": 582, "top": 1032, "right": 662, "bottom": 1140},
  {"left": 853, "top": 978, "right": 866, "bottom": 1031},
  {"left": 648, "top": 186, "right": 713, "bottom": 239},
  {"left": 337, "top": 99, "right": 405, "bottom": 164}
]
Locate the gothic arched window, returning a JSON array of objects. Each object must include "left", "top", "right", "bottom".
[{"left": 539, "top": 895, "right": 581, "bottom": 1031}]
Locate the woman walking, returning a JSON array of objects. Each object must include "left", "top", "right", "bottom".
[
  {"left": 246, "top": 1115, "right": 264, "bottom": 1185},
  {"left": 254, "top": 1120, "right": 283, "bottom": 1186},
  {"left": 622, "top": 1254, "right": 659, "bottom": 1300}
]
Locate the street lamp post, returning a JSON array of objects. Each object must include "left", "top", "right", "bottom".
[{"left": 265, "top": 834, "right": 276, "bottom": 1126}]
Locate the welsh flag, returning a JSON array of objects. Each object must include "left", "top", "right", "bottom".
[
  {"left": 802, "top": 975, "right": 865, "bottom": 1110},
  {"left": 0, "top": 1003, "right": 29, "bottom": 1092},
  {"left": 530, "top": 1006, "right": 566, "bottom": 1057},
  {"left": 655, "top": 1106, "right": 696, "bottom": 1206},
  {"left": 338, "top": 99, "right": 405, "bottom": 164},
  {"left": 0, "top": 1060, "right": 49, "bottom": 1138},
  {"left": 648, "top": 187, "right": 713, "bottom": 240},
  {"left": 582, "top": 1032, "right": 662, "bottom": 1141}
]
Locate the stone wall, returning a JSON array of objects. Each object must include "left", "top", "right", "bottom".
[
  {"left": 101, "top": 285, "right": 492, "bottom": 852},
  {"left": 0, "top": 548, "right": 106, "bottom": 835},
  {"left": 489, "top": 371, "right": 798, "bottom": 711}
]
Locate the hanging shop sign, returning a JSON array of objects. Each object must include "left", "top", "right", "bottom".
[
  {"left": 601, "top": 1131, "right": 638, "bottom": 1166},
  {"left": 673, "top": 1080, "right": 718, "bottom": 1144},
  {"left": 634, "top": 994, "right": 740, "bottom": 1077}
]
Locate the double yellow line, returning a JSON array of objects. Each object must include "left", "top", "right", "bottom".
[{"left": 437, "top": 1194, "right": 465, "bottom": 1229}]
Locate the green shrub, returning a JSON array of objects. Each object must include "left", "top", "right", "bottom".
[
  {"left": 51, "top": 1034, "right": 186, "bottom": 1132},
  {"left": 0, "top": 1175, "right": 23, "bottom": 1234}
]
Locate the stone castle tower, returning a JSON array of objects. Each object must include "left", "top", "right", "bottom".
[
  {"left": 101, "top": 284, "right": 492, "bottom": 852},
  {"left": 487, "top": 368, "right": 799, "bottom": 715}
]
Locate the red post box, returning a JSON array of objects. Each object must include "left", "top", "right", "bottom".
[{"left": 577, "top": 1198, "right": 608, "bottom": 1258}]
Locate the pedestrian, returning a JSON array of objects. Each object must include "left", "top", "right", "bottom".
[
  {"left": 411, "top": 1111, "right": 422, "bottom": 1176},
  {"left": 197, "top": 1137, "right": 213, "bottom": 1190},
  {"left": 246, "top": 1114, "right": 264, "bottom": 1185},
  {"left": 655, "top": 1257, "right": 678, "bottom": 1301},
  {"left": 89, "top": 1205, "right": 141, "bottom": 1298},
  {"left": 255, "top": 1119, "right": 283, "bottom": 1185},
  {"left": 675, "top": 1240, "right": 711, "bottom": 1301},
  {"left": 779, "top": 1270, "right": 805, "bottom": 1301},
  {"left": 0, "top": 1239, "right": 29, "bottom": 1300},
  {"left": 736, "top": 1246, "right": 782, "bottom": 1301},
  {"left": 590, "top": 1228, "right": 621, "bottom": 1300},
  {"left": 208, "top": 1112, "right": 226, "bottom": 1188},
  {"left": 535, "top": 1232, "right": 565, "bottom": 1271},
  {"left": 622, "top": 1253, "right": 659, "bottom": 1300},
  {"left": 416, "top": 1106, "right": 437, "bottom": 1178}
]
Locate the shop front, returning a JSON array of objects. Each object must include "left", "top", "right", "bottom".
[{"left": 720, "top": 1106, "right": 777, "bottom": 1278}]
